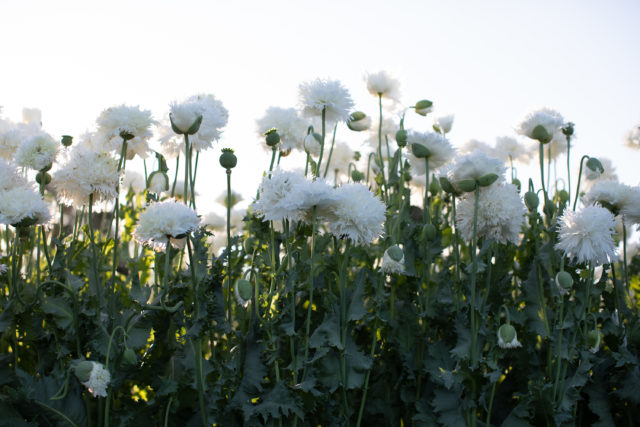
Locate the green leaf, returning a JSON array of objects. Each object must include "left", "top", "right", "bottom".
[
  {"left": 40, "top": 297, "right": 74, "bottom": 330},
  {"left": 309, "top": 309, "right": 342, "bottom": 350},
  {"left": 347, "top": 269, "right": 367, "bottom": 321},
  {"left": 432, "top": 389, "right": 466, "bottom": 427},
  {"left": 243, "top": 382, "right": 303, "bottom": 423},
  {"left": 450, "top": 315, "right": 471, "bottom": 361}
]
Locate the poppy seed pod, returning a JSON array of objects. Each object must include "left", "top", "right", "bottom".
[{"left": 219, "top": 148, "right": 237, "bottom": 169}]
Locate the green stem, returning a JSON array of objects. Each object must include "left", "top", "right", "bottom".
[
  {"left": 268, "top": 147, "right": 277, "bottom": 172},
  {"left": 300, "top": 206, "right": 318, "bottom": 382},
  {"left": 470, "top": 186, "right": 480, "bottom": 367},
  {"left": 183, "top": 135, "right": 190, "bottom": 205},
  {"left": 539, "top": 142, "right": 548, "bottom": 204},
  {"left": 566, "top": 136, "right": 572, "bottom": 202},
  {"left": 377, "top": 93, "right": 388, "bottom": 203},
  {"left": 572, "top": 155, "right": 589, "bottom": 210},
  {"left": 323, "top": 124, "right": 338, "bottom": 178},
  {"left": 104, "top": 325, "right": 126, "bottom": 427},
  {"left": 226, "top": 168, "right": 233, "bottom": 324},
  {"left": 316, "top": 108, "right": 326, "bottom": 177},
  {"left": 171, "top": 156, "right": 179, "bottom": 198}
]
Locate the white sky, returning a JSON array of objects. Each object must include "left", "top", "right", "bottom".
[{"left": 2, "top": 0, "right": 639, "bottom": 214}]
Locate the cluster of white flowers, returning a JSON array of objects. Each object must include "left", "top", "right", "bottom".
[
  {"left": 54, "top": 145, "right": 121, "bottom": 208},
  {"left": 169, "top": 94, "right": 229, "bottom": 152},
  {"left": 134, "top": 200, "right": 200, "bottom": 252},
  {"left": 365, "top": 71, "right": 401, "bottom": 102},
  {"left": 298, "top": 78, "right": 354, "bottom": 123},
  {"left": 456, "top": 183, "right": 526, "bottom": 244},
  {"left": 252, "top": 170, "right": 385, "bottom": 245},
  {"left": 0, "top": 185, "right": 51, "bottom": 227},
  {"left": 96, "top": 105, "right": 155, "bottom": 160},
  {"left": 583, "top": 180, "right": 640, "bottom": 226},
  {"left": 556, "top": 205, "right": 617, "bottom": 265},
  {"left": 406, "top": 131, "right": 456, "bottom": 174},
  {"left": 0, "top": 158, "right": 25, "bottom": 191},
  {"left": 515, "top": 107, "right": 564, "bottom": 142},
  {"left": 256, "top": 107, "right": 308, "bottom": 153}
]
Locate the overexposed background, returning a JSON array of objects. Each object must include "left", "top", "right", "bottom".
[{"left": 2, "top": 0, "right": 639, "bottom": 215}]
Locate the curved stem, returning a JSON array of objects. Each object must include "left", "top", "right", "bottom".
[
  {"left": 572, "top": 155, "right": 589, "bottom": 210},
  {"left": 323, "top": 124, "right": 338, "bottom": 178}
]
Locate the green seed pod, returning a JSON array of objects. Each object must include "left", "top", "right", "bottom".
[
  {"left": 36, "top": 171, "right": 51, "bottom": 186},
  {"left": 395, "top": 129, "right": 408, "bottom": 147},
  {"left": 524, "top": 191, "right": 539, "bottom": 211},
  {"left": 235, "top": 279, "right": 253, "bottom": 302},
  {"left": 531, "top": 124, "right": 552, "bottom": 144},
  {"left": 386, "top": 245, "right": 404, "bottom": 262},
  {"left": 477, "top": 173, "right": 499, "bottom": 187},
  {"left": 265, "top": 128, "right": 280, "bottom": 147},
  {"left": 562, "top": 122, "right": 575, "bottom": 137},
  {"left": 410, "top": 143, "right": 431, "bottom": 159},
  {"left": 123, "top": 348, "right": 137, "bottom": 366},
  {"left": 422, "top": 223, "right": 437, "bottom": 241},
  {"left": 456, "top": 179, "right": 477, "bottom": 193},
  {"left": 219, "top": 148, "right": 237, "bottom": 169},
  {"left": 74, "top": 361, "right": 94, "bottom": 383},
  {"left": 61, "top": 135, "right": 73, "bottom": 147},
  {"left": 555, "top": 271, "right": 573, "bottom": 290}
]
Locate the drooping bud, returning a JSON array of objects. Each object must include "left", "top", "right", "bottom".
[
  {"left": 543, "top": 202, "right": 556, "bottom": 218},
  {"left": 414, "top": 99, "right": 433, "bottom": 116},
  {"left": 347, "top": 111, "right": 371, "bottom": 132},
  {"left": 555, "top": 271, "right": 573, "bottom": 295},
  {"left": 439, "top": 177, "right": 456, "bottom": 194},
  {"left": 380, "top": 245, "right": 405, "bottom": 275},
  {"left": 512, "top": 178, "right": 521, "bottom": 192},
  {"left": 422, "top": 223, "right": 437, "bottom": 241},
  {"left": 456, "top": 179, "right": 477, "bottom": 193},
  {"left": 219, "top": 148, "right": 237, "bottom": 169},
  {"left": 123, "top": 348, "right": 137, "bottom": 366},
  {"left": 524, "top": 191, "right": 539, "bottom": 211},
  {"left": 36, "top": 171, "right": 51, "bottom": 186},
  {"left": 586, "top": 157, "right": 604, "bottom": 175},
  {"left": 235, "top": 278, "right": 253, "bottom": 306},
  {"left": 497, "top": 324, "right": 522, "bottom": 349},
  {"left": 74, "top": 361, "right": 94, "bottom": 383},
  {"left": 304, "top": 132, "right": 322, "bottom": 156},
  {"left": 586, "top": 329, "right": 602, "bottom": 353},
  {"left": 557, "top": 189, "right": 569, "bottom": 204},
  {"left": 147, "top": 171, "right": 169, "bottom": 194}
]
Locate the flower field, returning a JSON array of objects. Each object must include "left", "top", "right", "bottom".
[{"left": 1, "top": 74, "right": 639, "bottom": 426}]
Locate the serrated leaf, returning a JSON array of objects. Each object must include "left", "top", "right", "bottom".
[
  {"left": 243, "top": 382, "right": 303, "bottom": 423},
  {"left": 432, "top": 389, "right": 466, "bottom": 427},
  {"left": 40, "top": 297, "right": 74, "bottom": 330},
  {"left": 450, "top": 316, "right": 471, "bottom": 361},
  {"left": 309, "top": 309, "right": 342, "bottom": 350}
]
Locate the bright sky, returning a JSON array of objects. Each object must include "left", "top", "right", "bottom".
[{"left": 2, "top": 0, "right": 639, "bottom": 214}]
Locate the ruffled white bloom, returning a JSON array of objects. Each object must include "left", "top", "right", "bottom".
[
  {"left": 0, "top": 158, "right": 26, "bottom": 191},
  {"left": 515, "top": 107, "right": 564, "bottom": 142},
  {"left": 0, "top": 122, "right": 40, "bottom": 160},
  {"left": 22, "top": 108, "right": 42, "bottom": 126},
  {"left": 14, "top": 132, "right": 59, "bottom": 170},
  {"left": 583, "top": 180, "right": 640, "bottom": 225},
  {"left": 122, "top": 169, "right": 146, "bottom": 193},
  {"left": 456, "top": 183, "right": 525, "bottom": 244},
  {"left": 494, "top": 136, "right": 532, "bottom": 164},
  {"left": 96, "top": 105, "right": 155, "bottom": 160},
  {"left": 54, "top": 146, "right": 120, "bottom": 208},
  {"left": 556, "top": 205, "right": 617, "bottom": 265},
  {"left": 155, "top": 122, "right": 183, "bottom": 159},
  {"left": 497, "top": 324, "right": 522, "bottom": 349},
  {"left": 321, "top": 183, "right": 386, "bottom": 245},
  {"left": 406, "top": 131, "right": 455, "bottom": 174},
  {"left": 433, "top": 114, "right": 454, "bottom": 134},
  {"left": 251, "top": 169, "right": 310, "bottom": 222},
  {"left": 449, "top": 149, "right": 506, "bottom": 184},
  {"left": 365, "top": 71, "right": 401, "bottom": 102},
  {"left": 0, "top": 185, "right": 51, "bottom": 226},
  {"left": 81, "top": 362, "right": 111, "bottom": 398},
  {"left": 134, "top": 200, "right": 200, "bottom": 252},
  {"left": 298, "top": 78, "right": 354, "bottom": 123},
  {"left": 625, "top": 125, "right": 640, "bottom": 150},
  {"left": 170, "top": 94, "right": 229, "bottom": 152},
  {"left": 380, "top": 245, "right": 405, "bottom": 275},
  {"left": 256, "top": 107, "right": 309, "bottom": 153}
]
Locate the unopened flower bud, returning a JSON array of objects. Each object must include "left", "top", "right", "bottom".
[
  {"left": 562, "top": 122, "right": 574, "bottom": 137},
  {"left": 477, "top": 173, "right": 498, "bottom": 187},
  {"left": 351, "top": 170, "right": 364, "bottom": 182},
  {"left": 265, "top": 128, "right": 280, "bottom": 147},
  {"left": 74, "top": 361, "right": 94, "bottom": 383},
  {"left": 219, "top": 148, "right": 237, "bottom": 169},
  {"left": 429, "top": 176, "right": 441, "bottom": 194},
  {"left": 497, "top": 324, "right": 522, "bottom": 349},
  {"left": 147, "top": 171, "right": 169, "bottom": 193},
  {"left": 411, "top": 143, "right": 431, "bottom": 159},
  {"left": 456, "top": 179, "right": 477, "bottom": 193},
  {"left": 422, "top": 223, "right": 437, "bottom": 241},
  {"left": 304, "top": 132, "right": 322, "bottom": 156},
  {"left": 123, "top": 348, "right": 137, "bottom": 366},
  {"left": 524, "top": 191, "right": 539, "bottom": 211},
  {"left": 61, "top": 135, "right": 73, "bottom": 147},
  {"left": 586, "top": 329, "right": 602, "bottom": 353},
  {"left": 512, "top": 178, "right": 521, "bottom": 192},
  {"left": 543, "top": 202, "right": 556, "bottom": 218},
  {"left": 395, "top": 129, "right": 408, "bottom": 147},
  {"left": 557, "top": 189, "right": 569, "bottom": 204},
  {"left": 347, "top": 111, "right": 371, "bottom": 132},
  {"left": 439, "top": 177, "right": 456, "bottom": 194},
  {"left": 586, "top": 157, "right": 604, "bottom": 175},
  {"left": 414, "top": 99, "right": 433, "bottom": 116},
  {"left": 555, "top": 271, "right": 573, "bottom": 295},
  {"left": 235, "top": 278, "right": 253, "bottom": 306},
  {"left": 381, "top": 245, "right": 405, "bottom": 275}
]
